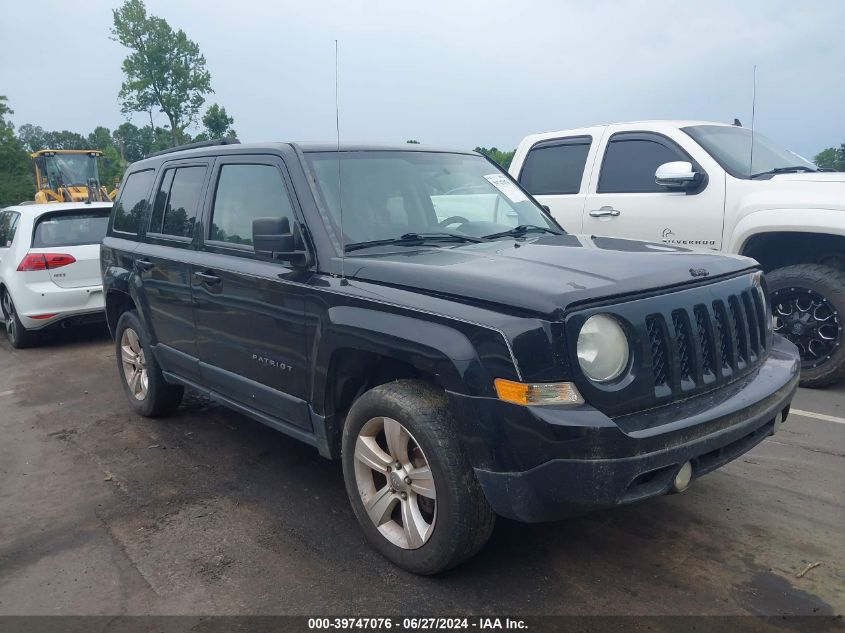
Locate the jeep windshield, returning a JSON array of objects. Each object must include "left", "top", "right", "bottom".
[
  {"left": 304, "top": 150, "right": 561, "bottom": 252},
  {"left": 683, "top": 124, "right": 815, "bottom": 179}
]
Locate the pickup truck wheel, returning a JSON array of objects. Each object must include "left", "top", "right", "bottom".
[
  {"left": 341, "top": 380, "right": 495, "bottom": 574},
  {"left": 2, "top": 291, "right": 36, "bottom": 349},
  {"left": 768, "top": 264, "right": 845, "bottom": 388},
  {"left": 115, "top": 310, "right": 184, "bottom": 416}
]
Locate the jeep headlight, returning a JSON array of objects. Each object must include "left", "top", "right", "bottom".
[{"left": 577, "top": 314, "right": 629, "bottom": 382}]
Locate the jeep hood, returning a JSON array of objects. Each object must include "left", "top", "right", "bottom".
[{"left": 345, "top": 234, "right": 757, "bottom": 317}]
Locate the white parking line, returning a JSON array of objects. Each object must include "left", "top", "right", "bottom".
[
  {"left": 791, "top": 409, "right": 845, "bottom": 425},
  {"left": 0, "top": 389, "right": 14, "bottom": 397}
]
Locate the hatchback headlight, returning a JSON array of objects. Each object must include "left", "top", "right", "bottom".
[{"left": 577, "top": 314, "right": 629, "bottom": 382}]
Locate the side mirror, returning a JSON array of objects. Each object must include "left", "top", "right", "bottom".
[
  {"left": 253, "top": 217, "right": 308, "bottom": 266},
  {"left": 655, "top": 161, "right": 700, "bottom": 189}
]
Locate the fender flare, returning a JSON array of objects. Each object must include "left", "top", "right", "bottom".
[
  {"left": 310, "top": 305, "right": 486, "bottom": 415},
  {"left": 730, "top": 208, "right": 845, "bottom": 255}
]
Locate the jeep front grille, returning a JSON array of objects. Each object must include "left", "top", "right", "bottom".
[{"left": 645, "top": 287, "right": 768, "bottom": 396}]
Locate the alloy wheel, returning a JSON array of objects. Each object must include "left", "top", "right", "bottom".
[
  {"left": 3, "top": 293, "right": 16, "bottom": 341},
  {"left": 772, "top": 287, "right": 842, "bottom": 369},
  {"left": 353, "top": 416, "right": 437, "bottom": 549},
  {"left": 120, "top": 327, "right": 149, "bottom": 400}
]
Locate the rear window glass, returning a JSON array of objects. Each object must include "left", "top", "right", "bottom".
[
  {"left": 33, "top": 211, "right": 110, "bottom": 247},
  {"left": 112, "top": 169, "right": 154, "bottom": 234}
]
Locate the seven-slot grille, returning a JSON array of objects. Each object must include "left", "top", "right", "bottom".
[{"left": 646, "top": 286, "right": 769, "bottom": 396}]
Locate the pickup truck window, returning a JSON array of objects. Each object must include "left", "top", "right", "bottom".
[
  {"left": 112, "top": 169, "right": 155, "bottom": 235},
  {"left": 683, "top": 124, "right": 815, "bottom": 179},
  {"left": 519, "top": 137, "right": 591, "bottom": 195},
  {"left": 598, "top": 136, "right": 686, "bottom": 193},
  {"left": 209, "top": 163, "right": 295, "bottom": 248},
  {"left": 305, "top": 151, "right": 556, "bottom": 246},
  {"left": 149, "top": 166, "right": 206, "bottom": 239}
]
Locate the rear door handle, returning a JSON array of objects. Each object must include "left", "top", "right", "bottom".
[
  {"left": 589, "top": 206, "right": 621, "bottom": 218},
  {"left": 135, "top": 259, "right": 154, "bottom": 272},
  {"left": 193, "top": 271, "right": 221, "bottom": 285}
]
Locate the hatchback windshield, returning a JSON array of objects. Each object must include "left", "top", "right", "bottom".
[
  {"left": 304, "top": 151, "right": 559, "bottom": 249},
  {"left": 683, "top": 125, "right": 815, "bottom": 179}
]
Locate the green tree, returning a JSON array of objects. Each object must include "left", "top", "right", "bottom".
[
  {"left": 41, "top": 130, "right": 89, "bottom": 149},
  {"left": 17, "top": 123, "right": 46, "bottom": 152},
  {"left": 111, "top": 0, "right": 213, "bottom": 146},
  {"left": 474, "top": 146, "right": 516, "bottom": 169},
  {"left": 0, "top": 96, "right": 35, "bottom": 206},
  {"left": 406, "top": 139, "right": 420, "bottom": 144},
  {"left": 814, "top": 144, "right": 845, "bottom": 171},
  {"left": 202, "top": 103, "right": 236, "bottom": 139}
]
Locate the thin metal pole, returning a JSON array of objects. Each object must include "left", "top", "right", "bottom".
[{"left": 335, "top": 39, "right": 346, "bottom": 284}]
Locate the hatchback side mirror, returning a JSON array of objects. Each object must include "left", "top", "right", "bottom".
[
  {"left": 655, "top": 161, "right": 701, "bottom": 190},
  {"left": 253, "top": 217, "right": 308, "bottom": 266}
]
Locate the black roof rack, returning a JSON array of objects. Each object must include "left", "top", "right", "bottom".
[{"left": 146, "top": 137, "right": 241, "bottom": 159}]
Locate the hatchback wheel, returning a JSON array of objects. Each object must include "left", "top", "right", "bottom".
[
  {"left": 114, "top": 310, "right": 184, "bottom": 416},
  {"left": 2, "top": 291, "right": 35, "bottom": 349},
  {"left": 342, "top": 380, "right": 495, "bottom": 574}
]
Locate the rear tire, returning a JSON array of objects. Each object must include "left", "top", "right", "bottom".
[
  {"left": 768, "top": 264, "right": 845, "bottom": 388},
  {"left": 2, "top": 291, "right": 36, "bottom": 349},
  {"left": 341, "top": 380, "right": 495, "bottom": 574},
  {"left": 114, "top": 310, "right": 183, "bottom": 416}
]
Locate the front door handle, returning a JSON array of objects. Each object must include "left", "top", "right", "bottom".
[
  {"left": 193, "top": 271, "right": 221, "bottom": 285},
  {"left": 135, "top": 259, "right": 154, "bottom": 272},
  {"left": 589, "top": 206, "right": 621, "bottom": 218}
]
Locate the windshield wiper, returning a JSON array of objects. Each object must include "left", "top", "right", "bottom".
[
  {"left": 344, "top": 232, "right": 484, "bottom": 253},
  {"left": 750, "top": 166, "right": 817, "bottom": 179},
  {"left": 482, "top": 224, "right": 562, "bottom": 240}
]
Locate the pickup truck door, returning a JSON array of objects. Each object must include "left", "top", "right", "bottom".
[
  {"left": 514, "top": 131, "right": 602, "bottom": 233},
  {"left": 581, "top": 129, "right": 725, "bottom": 250},
  {"left": 191, "top": 155, "right": 311, "bottom": 431}
]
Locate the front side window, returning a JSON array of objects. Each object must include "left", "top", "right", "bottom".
[
  {"left": 112, "top": 169, "right": 155, "bottom": 234},
  {"left": 519, "top": 138, "right": 591, "bottom": 195},
  {"left": 304, "top": 151, "right": 558, "bottom": 247},
  {"left": 33, "top": 210, "right": 110, "bottom": 247},
  {"left": 598, "top": 136, "right": 686, "bottom": 193},
  {"left": 683, "top": 124, "right": 815, "bottom": 178},
  {"left": 209, "top": 164, "right": 295, "bottom": 248},
  {"left": 149, "top": 166, "right": 206, "bottom": 238}
]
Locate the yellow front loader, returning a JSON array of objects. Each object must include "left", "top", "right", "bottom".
[{"left": 31, "top": 149, "right": 117, "bottom": 204}]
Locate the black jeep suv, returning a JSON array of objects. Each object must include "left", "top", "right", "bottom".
[{"left": 101, "top": 140, "right": 800, "bottom": 574}]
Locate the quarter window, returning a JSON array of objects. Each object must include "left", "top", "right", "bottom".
[
  {"left": 519, "top": 138, "right": 591, "bottom": 195},
  {"left": 0, "top": 212, "right": 19, "bottom": 247},
  {"left": 112, "top": 169, "right": 155, "bottom": 234},
  {"left": 149, "top": 166, "right": 206, "bottom": 238},
  {"left": 209, "top": 164, "right": 295, "bottom": 248},
  {"left": 598, "top": 136, "right": 686, "bottom": 193}
]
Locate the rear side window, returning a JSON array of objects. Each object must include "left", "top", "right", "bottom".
[
  {"left": 519, "top": 138, "right": 591, "bottom": 195},
  {"left": 209, "top": 164, "right": 295, "bottom": 248},
  {"left": 33, "top": 211, "right": 110, "bottom": 247},
  {"left": 149, "top": 166, "right": 206, "bottom": 238},
  {"left": 598, "top": 136, "right": 686, "bottom": 193},
  {"left": 112, "top": 169, "right": 155, "bottom": 234},
  {"left": 0, "top": 212, "right": 20, "bottom": 247}
]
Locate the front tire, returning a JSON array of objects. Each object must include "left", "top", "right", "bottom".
[
  {"left": 768, "top": 264, "right": 845, "bottom": 388},
  {"left": 2, "top": 291, "right": 36, "bottom": 349},
  {"left": 341, "top": 380, "right": 495, "bottom": 574},
  {"left": 114, "top": 310, "right": 184, "bottom": 416}
]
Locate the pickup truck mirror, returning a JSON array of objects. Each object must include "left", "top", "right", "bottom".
[
  {"left": 253, "top": 217, "right": 309, "bottom": 266},
  {"left": 655, "top": 161, "right": 700, "bottom": 189}
]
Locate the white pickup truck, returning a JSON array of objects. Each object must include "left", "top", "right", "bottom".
[{"left": 510, "top": 120, "right": 845, "bottom": 387}]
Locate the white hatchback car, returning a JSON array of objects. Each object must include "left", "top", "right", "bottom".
[{"left": 0, "top": 202, "right": 111, "bottom": 348}]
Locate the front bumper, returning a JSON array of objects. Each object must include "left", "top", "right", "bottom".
[{"left": 448, "top": 335, "right": 800, "bottom": 522}]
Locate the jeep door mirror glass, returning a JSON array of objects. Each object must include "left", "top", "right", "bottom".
[{"left": 655, "top": 161, "right": 699, "bottom": 189}]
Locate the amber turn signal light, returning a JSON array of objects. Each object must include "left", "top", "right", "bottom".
[{"left": 494, "top": 378, "right": 584, "bottom": 406}]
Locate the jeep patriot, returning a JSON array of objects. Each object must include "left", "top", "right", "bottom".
[{"left": 101, "top": 139, "right": 800, "bottom": 573}]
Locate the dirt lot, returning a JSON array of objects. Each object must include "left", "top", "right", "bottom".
[{"left": 0, "top": 325, "right": 842, "bottom": 617}]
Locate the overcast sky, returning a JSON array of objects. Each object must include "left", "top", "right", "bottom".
[{"left": 2, "top": 0, "right": 843, "bottom": 158}]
